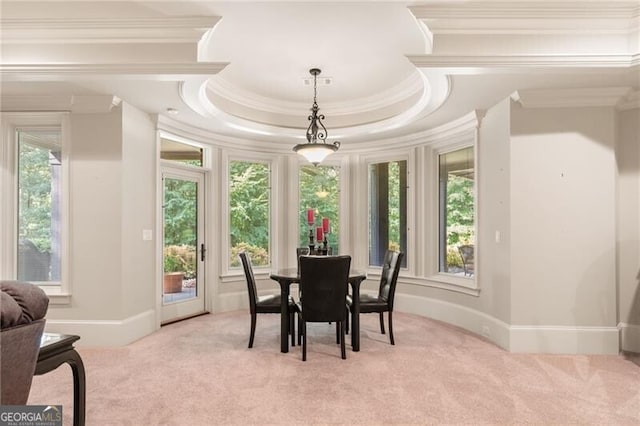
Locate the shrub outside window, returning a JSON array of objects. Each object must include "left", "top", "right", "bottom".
[
  {"left": 438, "top": 146, "right": 475, "bottom": 276},
  {"left": 229, "top": 160, "right": 270, "bottom": 267}
]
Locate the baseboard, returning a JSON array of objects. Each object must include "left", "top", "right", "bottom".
[
  {"left": 396, "top": 293, "right": 620, "bottom": 355},
  {"left": 509, "top": 325, "right": 619, "bottom": 354},
  {"left": 44, "top": 309, "right": 157, "bottom": 347},
  {"left": 619, "top": 322, "right": 640, "bottom": 353},
  {"left": 395, "top": 293, "right": 511, "bottom": 351}
]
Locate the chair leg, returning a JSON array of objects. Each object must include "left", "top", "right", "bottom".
[
  {"left": 340, "top": 321, "right": 346, "bottom": 359},
  {"left": 345, "top": 307, "right": 350, "bottom": 334},
  {"left": 298, "top": 314, "right": 302, "bottom": 345},
  {"left": 302, "top": 319, "right": 307, "bottom": 362},
  {"left": 249, "top": 313, "right": 257, "bottom": 348},
  {"left": 388, "top": 311, "right": 395, "bottom": 345},
  {"left": 290, "top": 312, "right": 296, "bottom": 347},
  {"left": 379, "top": 312, "right": 385, "bottom": 334}
]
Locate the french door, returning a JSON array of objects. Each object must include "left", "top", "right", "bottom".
[{"left": 161, "top": 168, "right": 206, "bottom": 324}]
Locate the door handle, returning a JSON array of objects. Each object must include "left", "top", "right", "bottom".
[{"left": 200, "top": 243, "right": 206, "bottom": 261}]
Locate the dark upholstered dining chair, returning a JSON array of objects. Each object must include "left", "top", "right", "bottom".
[
  {"left": 297, "top": 255, "right": 351, "bottom": 361},
  {"left": 239, "top": 251, "right": 297, "bottom": 348},
  {"left": 347, "top": 250, "right": 403, "bottom": 345}
]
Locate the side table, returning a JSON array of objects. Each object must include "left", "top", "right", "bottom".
[{"left": 35, "top": 333, "right": 86, "bottom": 426}]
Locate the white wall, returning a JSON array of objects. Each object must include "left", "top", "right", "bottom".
[
  {"left": 509, "top": 105, "right": 619, "bottom": 353},
  {"left": 44, "top": 102, "right": 157, "bottom": 345},
  {"left": 616, "top": 107, "right": 640, "bottom": 352}
]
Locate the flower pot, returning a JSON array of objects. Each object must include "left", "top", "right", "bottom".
[{"left": 163, "top": 272, "right": 184, "bottom": 294}]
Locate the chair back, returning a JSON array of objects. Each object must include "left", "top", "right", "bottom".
[
  {"left": 239, "top": 251, "right": 258, "bottom": 313},
  {"left": 299, "top": 255, "right": 351, "bottom": 323},
  {"left": 378, "top": 250, "right": 404, "bottom": 310}
]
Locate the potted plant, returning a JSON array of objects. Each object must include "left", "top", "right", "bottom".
[{"left": 163, "top": 251, "right": 184, "bottom": 294}]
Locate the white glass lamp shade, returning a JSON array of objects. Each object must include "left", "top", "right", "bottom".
[{"left": 293, "top": 142, "right": 339, "bottom": 166}]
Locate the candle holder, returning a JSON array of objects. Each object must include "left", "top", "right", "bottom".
[{"left": 308, "top": 228, "right": 315, "bottom": 253}]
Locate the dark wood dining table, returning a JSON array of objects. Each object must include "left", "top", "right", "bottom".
[{"left": 270, "top": 268, "right": 367, "bottom": 353}]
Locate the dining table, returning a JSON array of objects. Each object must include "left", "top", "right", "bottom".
[{"left": 270, "top": 267, "right": 367, "bottom": 353}]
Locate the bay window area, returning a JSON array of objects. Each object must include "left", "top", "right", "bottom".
[{"left": 299, "top": 165, "right": 340, "bottom": 253}]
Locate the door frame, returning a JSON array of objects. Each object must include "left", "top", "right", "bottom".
[{"left": 159, "top": 165, "right": 207, "bottom": 324}]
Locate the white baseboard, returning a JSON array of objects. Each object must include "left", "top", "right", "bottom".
[
  {"left": 396, "top": 293, "right": 511, "bottom": 350},
  {"left": 395, "top": 293, "right": 620, "bottom": 355},
  {"left": 44, "top": 309, "right": 157, "bottom": 347},
  {"left": 509, "top": 325, "right": 619, "bottom": 354},
  {"left": 619, "top": 322, "right": 640, "bottom": 353}
]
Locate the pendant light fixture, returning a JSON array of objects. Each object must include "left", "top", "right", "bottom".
[{"left": 293, "top": 68, "right": 340, "bottom": 166}]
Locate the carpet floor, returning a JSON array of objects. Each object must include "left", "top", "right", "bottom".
[{"left": 28, "top": 311, "right": 640, "bottom": 425}]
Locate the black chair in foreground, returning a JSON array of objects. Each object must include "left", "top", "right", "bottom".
[
  {"left": 347, "top": 250, "right": 403, "bottom": 345},
  {"left": 297, "top": 255, "right": 351, "bottom": 361},
  {"left": 239, "top": 251, "right": 297, "bottom": 348}
]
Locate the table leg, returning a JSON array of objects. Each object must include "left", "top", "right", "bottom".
[
  {"left": 68, "top": 349, "right": 86, "bottom": 426},
  {"left": 279, "top": 281, "right": 290, "bottom": 353}
]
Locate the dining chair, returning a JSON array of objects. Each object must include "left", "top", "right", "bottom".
[
  {"left": 458, "top": 244, "right": 474, "bottom": 276},
  {"left": 239, "top": 251, "right": 297, "bottom": 348},
  {"left": 297, "top": 255, "right": 351, "bottom": 361},
  {"left": 347, "top": 250, "right": 403, "bottom": 345}
]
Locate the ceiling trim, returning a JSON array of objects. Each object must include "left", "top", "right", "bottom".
[
  {"left": 206, "top": 71, "right": 425, "bottom": 117},
  {"left": 511, "top": 87, "right": 633, "bottom": 108},
  {"left": 409, "top": 1, "right": 639, "bottom": 34},
  {"left": 0, "top": 63, "right": 229, "bottom": 81},
  {"left": 0, "top": 16, "right": 221, "bottom": 44},
  {"left": 407, "top": 54, "right": 639, "bottom": 72},
  {"left": 0, "top": 95, "right": 121, "bottom": 113}
]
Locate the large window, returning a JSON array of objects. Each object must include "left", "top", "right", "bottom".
[
  {"left": 438, "top": 146, "right": 475, "bottom": 276},
  {"left": 229, "top": 160, "right": 270, "bottom": 267},
  {"left": 368, "top": 160, "right": 407, "bottom": 267},
  {"left": 299, "top": 165, "right": 340, "bottom": 253},
  {"left": 17, "top": 129, "right": 63, "bottom": 283}
]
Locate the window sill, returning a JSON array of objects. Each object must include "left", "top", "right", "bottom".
[
  {"left": 39, "top": 285, "right": 71, "bottom": 305},
  {"left": 396, "top": 273, "right": 480, "bottom": 296}
]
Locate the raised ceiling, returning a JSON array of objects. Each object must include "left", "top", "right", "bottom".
[{"left": 1, "top": 1, "right": 638, "bottom": 150}]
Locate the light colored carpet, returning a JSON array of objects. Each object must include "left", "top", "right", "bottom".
[{"left": 28, "top": 311, "right": 640, "bottom": 425}]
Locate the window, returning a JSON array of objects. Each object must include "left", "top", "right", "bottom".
[
  {"left": 16, "top": 129, "right": 63, "bottom": 282},
  {"left": 368, "top": 160, "right": 407, "bottom": 267},
  {"left": 438, "top": 146, "right": 475, "bottom": 276},
  {"left": 299, "top": 165, "right": 340, "bottom": 253},
  {"left": 228, "top": 160, "right": 270, "bottom": 267}
]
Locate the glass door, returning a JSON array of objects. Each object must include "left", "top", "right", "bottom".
[{"left": 161, "top": 168, "right": 206, "bottom": 324}]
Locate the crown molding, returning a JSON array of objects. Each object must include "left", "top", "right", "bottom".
[
  {"left": 0, "top": 63, "right": 229, "bottom": 81},
  {"left": 616, "top": 89, "right": 640, "bottom": 110},
  {"left": 511, "top": 87, "right": 632, "bottom": 108},
  {"left": 1, "top": 95, "right": 121, "bottom": 113},
  {"left": 0, "top": 16, "right": 221, "bottom": 44},
  {"left": 407, "top": 54, "right": 639, "bottom": 72},
  {"left": 409, "top": 1, "right": 639, "bottom": 34},
  {"left": 206, "top": 71, "right": 425, "bottom": 117}
]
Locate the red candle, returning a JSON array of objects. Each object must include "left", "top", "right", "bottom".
[
  {"left": 316, "top": 227, "right": 324, "bottom": 242},
  {"left": 322, "top": 217, "right": 330, "bottom": 234},
  {"left": 306, "top": 208, "right": 314, "bottom": 225}
]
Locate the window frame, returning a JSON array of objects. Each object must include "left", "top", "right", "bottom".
[
  {"left": 222, "top": 151, "right": 275, "bottom": 275},
  {"left": 361, "top": 151, "right": 413, "bottom": 273},
  {"left": 0, "top": 112, "right": 70, "bottom": 302},
  {"left": 428, "top": 138, "right": 478, "bottom": 291}
]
